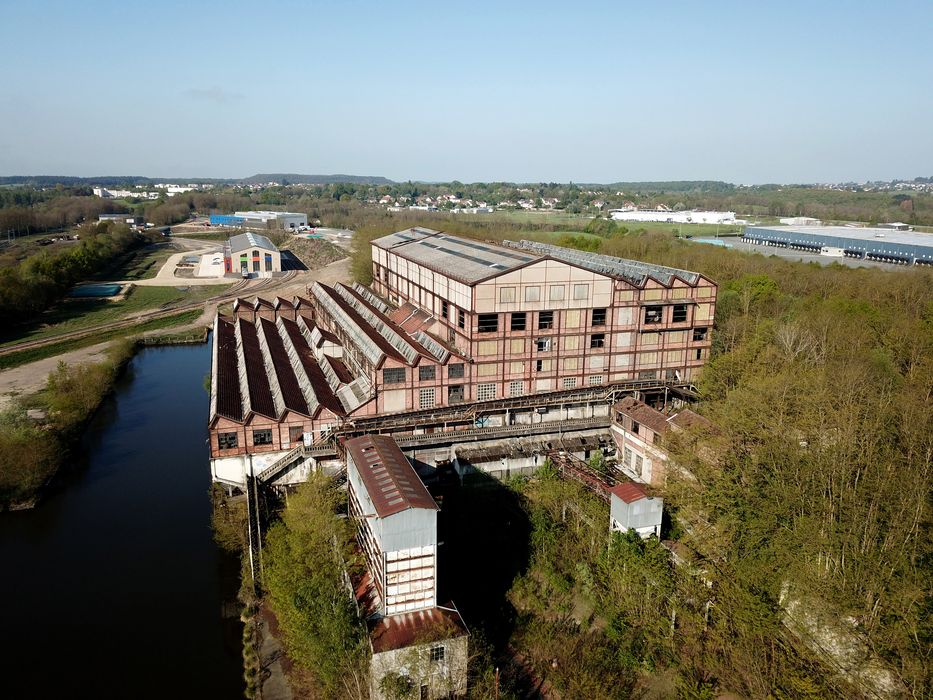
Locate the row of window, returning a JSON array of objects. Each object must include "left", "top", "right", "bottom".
[
  {"left": 499, "top": 283, "right": 591, "bottom": 304},
  {"left": 384, "top": 363, "right": 465, "bottom": 385},
  {"left": 217, "top": 426, "right": 312, "bottom": 450},
  {"left": 479, "top": 308, "right": 604, "bottom": 334},
  {"left": 644, "top": 304, "right": 689, "bottom": 324}
]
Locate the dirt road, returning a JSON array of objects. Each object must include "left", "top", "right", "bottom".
[{"left": 0, "top": 258, "right": 352, "bottom": 413}]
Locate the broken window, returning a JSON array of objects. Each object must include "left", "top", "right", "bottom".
[
  {"left": 592, "top": 308, "right": 607, "bottom": 326},
  {"left": 536, "top": 337, "right": 552, "bottom": 352},
  {"left": 441, "top": 300, "right": 449, "bottom": 319},
  {"left": 672, "top": 304, "right": 688, "bottom": 323},
  {"left": 644, "top": 306, "right": 663, "bottom": 324},
  {"left": 511, "top": 312, "right": 527, "bottom": 331},
  {"left": 632, "top": 420, "right": 641, "bottom": 435},
  {"left": 383, "top": 367, "right": 406, "bottom": 384},
  {"left": 448, "top": 385, "right": 464, "bottom": 403},
  {"left": 538, "top": 311, "right": 554, "bottom": 330},
  {"left": 457, "top": 309, "right": 465, "bottom": 329},
  {"left": 288, "top": 426, "right": 304, "bottom": 443},
  {"left": 217, "top": 432, "right": 238, "bottom": 450},
  {"left": 252, "top": 429, "right": 273, "bottom": 446},
  {"left": 477, "top": 313, "right": 498, "bottom": 333},
  {"left": 418, "top": 365, "right": 436, "bottom": 381},
  {"left": 448, "top": 363, "right": 465, "bottom": 379},
  {"left": 693, "top": 327, "right": 708, "bottom": 342},
  {"left": 590, "top": 333, "right": 605, "bottom": 349}
]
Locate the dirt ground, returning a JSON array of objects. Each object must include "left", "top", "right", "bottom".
[{"left": 0, "top": 257, "right": 352, "bottom": 413}]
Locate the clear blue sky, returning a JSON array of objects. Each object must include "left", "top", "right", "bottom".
[{"left": 1, "top": 0, "right": 931, "bottom": 184}]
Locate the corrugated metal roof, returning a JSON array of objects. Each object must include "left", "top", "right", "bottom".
[
  {"left": 228, "top": 232, "right": 277, "bottom": 253},
  {"left": 509, "top": 239, "right": 701, "bottom": 287},
  {"left": 368, "top": 604, "right": 468, "bottom": 654},
  {"left": 259, "top": 317, "right": 309, "bottom": 416},
  {"left": 609, "top": 481, "right": 648, "bottom": 504},
  {"left": 345, "top": 434, "right": 438, "bottom": 518},
  {"left": 238, "top": 319, "right": 277, "bottom": 419},
  {"left": 215, "top": 317, "right": 243, "bottom": 422},
  {"left": 372, "top": 228, "right": 541, "bottom": 285}
]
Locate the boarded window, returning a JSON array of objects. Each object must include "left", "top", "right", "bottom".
[
  {"left": 573, "top": 283, "right": 589, "bottom": 300},
  {"left": 549, "top": 285, "right": 565, "bottom": 301},
  {"left": 525, "top": 286, "right": 540, "bottom": 302},
  {"left": 499, "top": 287, "right": 516, "bottom": 303},
  {"left": 477, "top": 340, "right": 497, "bottom": 355}
]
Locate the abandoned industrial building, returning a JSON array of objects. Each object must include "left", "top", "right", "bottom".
[
  {"left": 208, "top": 229, "right": 717, "bottom": 487},
  {"left": 346, "top": 434, "right": 469, "bottom": 700}
]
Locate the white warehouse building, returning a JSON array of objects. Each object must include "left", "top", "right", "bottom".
[
  {"left": 610, "top": 209, "right": 736, "bottom": 225},
  {"left": 234, "top": 210, "right": 308, "bottom": 229}
]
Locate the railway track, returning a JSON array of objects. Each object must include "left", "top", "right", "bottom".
[{"left": 0, "top": 271, "right": 297, "bottom": 359}]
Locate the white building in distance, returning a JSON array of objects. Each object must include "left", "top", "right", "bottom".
[
  {"left": 610, "top": 208, "right": 736, "bottom": 225},
  {"left": 233, "top": 210, "right": 308, "bottom": 230}
]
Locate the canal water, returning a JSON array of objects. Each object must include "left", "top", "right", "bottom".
[{"left": 0, "top": 342, "right": 244, "bottom": 698}]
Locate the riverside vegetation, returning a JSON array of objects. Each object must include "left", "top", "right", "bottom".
[{"left": 0, "top": 338, "right": 137, "bottom": 508}]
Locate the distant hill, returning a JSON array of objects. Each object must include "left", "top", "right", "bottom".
[
  {"left": 0, "top": 174, "right": 395, "bottom": 187},
  {"left": 603, "top": 181, "right": 736, "bottom": 193},
  {"left": 240, "top": 173, "right": 394, "bottom": 185}
]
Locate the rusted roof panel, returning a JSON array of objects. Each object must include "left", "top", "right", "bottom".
[
  {"left": 238, "top": 319, "right": 277, "bottom": 419},
  {"left": 279, "top": 317, "right": 346, "bottom": 417},
  {"left": 259, "top": 317, "right": 309, "bottom": 416},
  {"left": 369, "top": 604, "right": 468, "bottom": 654},
  {"left": 614, "top": 396, "right": 670, "bottom": 435},
  {"left": 215, "top": 316, "right": 243, "bottom": 422},
  {"left": 346, "top": 434, "right": 438, "bottom": 518},
  {"left": 609, "top": 481, "right": 648, "bottom": 504}
]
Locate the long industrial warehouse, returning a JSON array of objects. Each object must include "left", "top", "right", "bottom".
[{"left": 743, "top": 225, "right": 933, "bottom": 265}]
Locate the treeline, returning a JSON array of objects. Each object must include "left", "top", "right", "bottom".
[
  {"left": 0, "top": 222, "right": 144, "bottom": 324},
  {"left": 0, "top": 190, "right": 126, "bottom": 236},
  {"left": 600, "top": 233, "right": 932, "bottom": 697}
]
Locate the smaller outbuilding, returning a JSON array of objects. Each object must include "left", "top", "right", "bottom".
[
  {"left": 225, "top": 232, "right": 281, "bottom": 276},
  {"left": 609, "top": 481, "right": 663, "bottom": 539}
]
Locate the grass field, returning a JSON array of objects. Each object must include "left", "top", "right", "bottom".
[
  {"left": 91, "top": 243, "right": 177, "bottom": 281},
  {"left": 0, "top": 310, "right": 204, "bottom": 371},
  {"left": 483, "top": 209, "right": 594, "bottom": 227},
  {"left": 0, "top": 285, "right": 226, "bottom": 348}
]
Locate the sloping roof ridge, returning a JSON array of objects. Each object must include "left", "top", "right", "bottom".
[
  {"left": 333, "top": 283, "right": 424, "bottom": 365},
  {"left": 274, "top": 316, "right": 322, "bottom": 418},
  {"left": 507, "top": 239, "right": 701, "bottom": 288},
  {"left": 233, "top": 318, "right": 253, "bottom": 420},
  {"left": 255, "top": 318, "right": 287, "bottom": 418},
  {"left": 311, "top": 282, "right": 396, "bottom": 365}
]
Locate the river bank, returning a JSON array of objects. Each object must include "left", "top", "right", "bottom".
[
  {"left": 0, "top": 341, "right": 244, "bottom": 698},
  {"left": 0, "top": 328, "right": 208, "bottom": 511}
]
